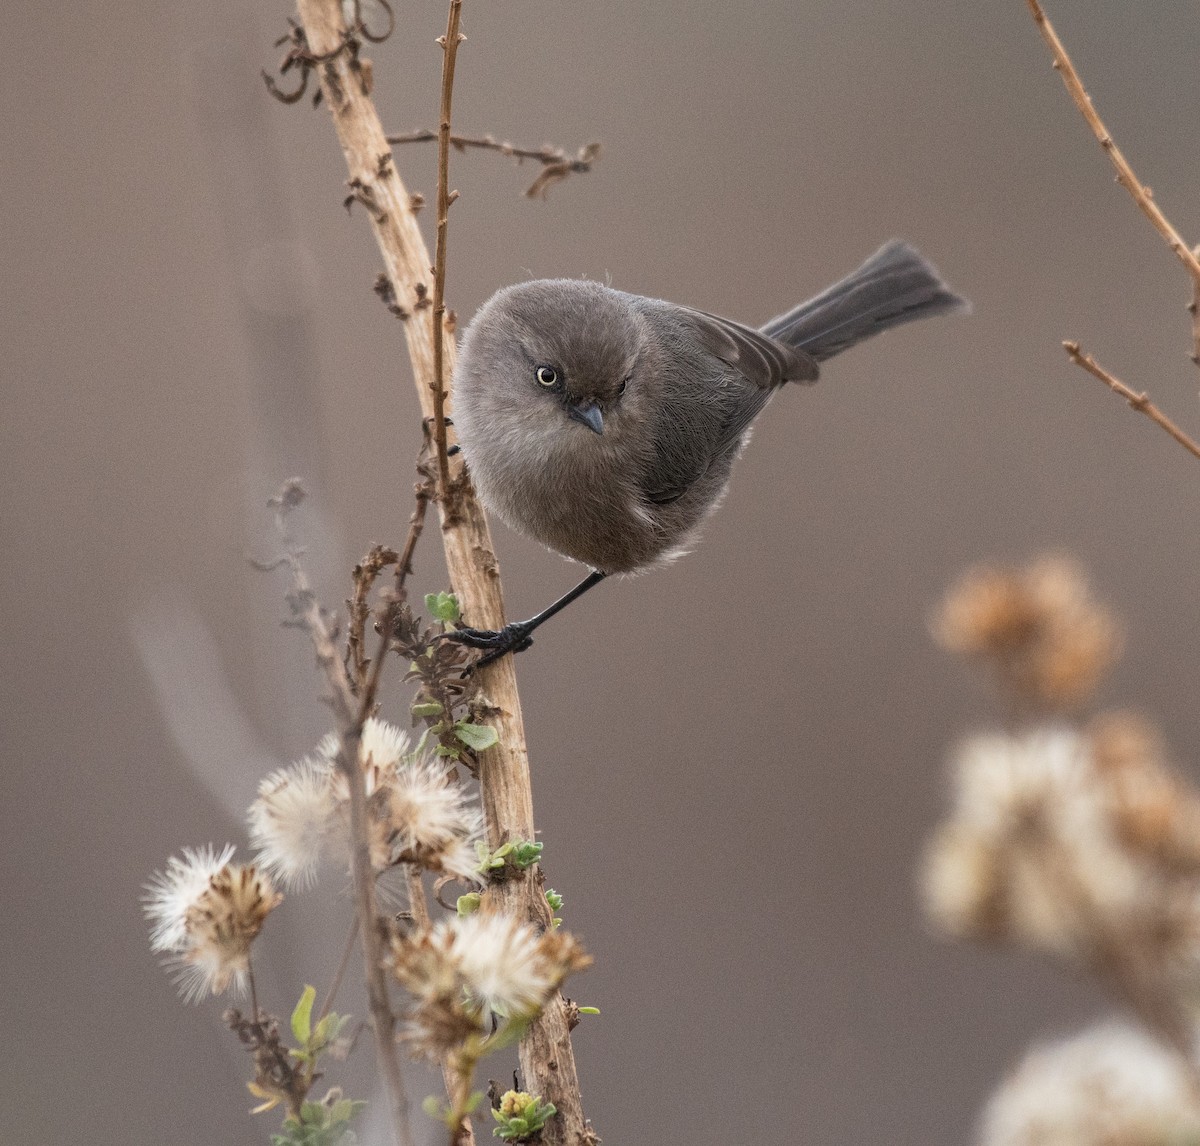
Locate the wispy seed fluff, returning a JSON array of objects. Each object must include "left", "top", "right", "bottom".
[
  {"left": 144, "top": 846, "right": 281, "bottom": 1003},
  {"left": 249, "top": 717, "right": 483, "bottom": 888},
  {"left": 392, "top": 913, "right": 592, "bottom": 1057},
  {"left": 978, "top": 1021, "right": 1200, "bottom": 1146},
  {"left": 920, "top": 727, "right": 1145, "bottom": 957}
]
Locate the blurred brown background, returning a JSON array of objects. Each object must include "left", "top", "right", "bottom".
[{"left": 4, "top": 1, "right": 1200, "bottom": 1142}]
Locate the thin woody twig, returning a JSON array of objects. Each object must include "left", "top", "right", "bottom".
[
  {"left": 1025, "top": 0, "right": 1200, "bottom": 371},
  {"left": 346, "top": 545, "right": 400, "bottom": 691},
  {"left": 429, "top": 1, "right": 465, "bottom": 506},
  {"left": 319, "top": 916, "right": 362, "bottom": 1021},
  {"left": 1063, "top": 341, "right": 1200, "bottom": 463},
  {"left": 395, "top": 453, "right": 436, "bottom": 600},
  {"left": 387, "top": 130, "right": 600, "bottom": 199}
]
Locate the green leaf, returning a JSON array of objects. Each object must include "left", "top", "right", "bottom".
[
  {"left": 312, "top": 1012, "right": 337, "bottom": 1049},
  {"left": 454, "top": 721, "right": 499, "bottom": 752},
  {"left": 577, "top": 1006, "right": 601, "bottom": 1015},
  {"left": 410, "top": 701, "right": 445, "bottom": 718},
  {"left": 457, "top": 892, "right": 482, "bottom": 916},
  {"left": 291, "top": 985, "right": 316, "bottom": 1045},
  {"left": 545, "top": 889, "right": 564, "bottom": 913},
  {"left": 424, "top": 591, "right": 461, "bottom": 623},
  {"left": 435, "top": 744, "right": 461, "bottom": 759},
  {"left": 509, "top": 840, "right": 544, "bottom": 869}
]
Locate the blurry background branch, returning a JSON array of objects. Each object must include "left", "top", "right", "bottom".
[{"left": 285, "top": 1, "right": 592, "bottom": 1141}]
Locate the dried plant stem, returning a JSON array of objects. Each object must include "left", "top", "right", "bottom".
[
  {"left": 1063, "top": 341, "right": 1200, "bottom": 462},
  {"left": 319, "top": 917, "right": 361, "bottom": 1021},
  {"left": 396, "top": 454, "right": 436, "bottom": 599},
  {"left": 430, "top": 0, "right": 464, "bottom": 502},
  {"left": 289, "top": 4, "right": 590, "bottom": 1141},
  {"left": 405, "top": 867, "right": 477, "bottom": 1146},
  {"left": 1025, "top": 0, "right": 1200, "bottom": 370},
  {"left": 387, "top": 129, "right": 601, "bottom": 199},
  {"left": 278, "top": 508, "right": 415, "bottom": 1146}
]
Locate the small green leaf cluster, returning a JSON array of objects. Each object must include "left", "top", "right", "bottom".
[
  {"left": 492, "top": 1090, "right": 557, "bottom": 1141},
  {"left": 424, "top": 591, "right": 462, "bottom": 624},
  {"left": 475, "top": 838, "right": 543, "bottom": 879},
  {"left": 290, "top": 986, "right": 352, "bottom": 1066},
  {"left": 545, "top": 889, "right": 563, "bottom": 928},
  {"left": 271, "top": 1094, "right": 366, "bottom": 1146}
]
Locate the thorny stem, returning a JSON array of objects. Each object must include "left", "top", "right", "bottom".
[
  {"left": 319, "top": 916, "right": 362, "bottom": 1021},
  {"left": 396, "top": 452, "right": 436, "bottom": 600},
  {"left": 273, "top": 489, "right": 415, "bottom": 1146},
  {"left": 346, "top": 546, "right": 399, "bottom": 692},
  {"left": 283, "top": 3, "right": 592, "bottom": 1140},
  {"left": 1025, "top": 0, "right": 1200, "bottom": 371},
  {"left": 430, "top": 0, "right": 464, "bottom": 506},
  {"left": 1063, "top": 341, "right": 1200, "bottom": 463}
]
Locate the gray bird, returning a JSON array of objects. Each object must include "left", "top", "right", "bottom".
[{"left": 447, "top": 240, "right": 967, "bottom": 663}]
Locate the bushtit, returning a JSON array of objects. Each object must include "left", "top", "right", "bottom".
[{"left": 447, "top": 240, "right": 967, "bottom": 663}]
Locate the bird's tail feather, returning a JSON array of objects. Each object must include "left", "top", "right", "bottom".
[{"left": 763, "top": 240, "right": 968, "bottom": 363}]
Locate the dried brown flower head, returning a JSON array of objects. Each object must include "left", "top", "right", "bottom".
[
  {"left": 390, "top": 912, "right": 591, "bottom": 1059},
  {"left": 933, "top": 555, "right": 1121, "bottom": 712},
  {"left": 1091, "top": 711, "right": 1200, "bottom": 875},
  {"left": 145, "top": 847, "right": 282, "bottom": 1002}
]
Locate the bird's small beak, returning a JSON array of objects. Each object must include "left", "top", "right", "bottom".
[{"left": 568, "top": 399, "right": 604, "bottom": 435}]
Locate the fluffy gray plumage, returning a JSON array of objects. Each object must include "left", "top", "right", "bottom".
[{"left": 452, "top": 241, "right": 967, "bottom": 575}]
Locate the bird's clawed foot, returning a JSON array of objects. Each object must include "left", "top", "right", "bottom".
[{"left": 441, "top": 621, "right": 535, "bottom": 668}]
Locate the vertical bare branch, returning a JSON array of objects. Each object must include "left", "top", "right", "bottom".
[
  {"left": 430, "top": 0, "right": 464, "bottom": 503},
  {"left": 287, "top": 3, "right": 591, "bottom": 1141}
]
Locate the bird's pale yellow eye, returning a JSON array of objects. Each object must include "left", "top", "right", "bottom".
[{"left": 535, "top": 365, "right": 559, "bottom": 388}]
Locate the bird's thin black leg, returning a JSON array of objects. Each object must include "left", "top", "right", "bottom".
[{"left": 444, "top": 570, "right": 607, "bottom": 666}]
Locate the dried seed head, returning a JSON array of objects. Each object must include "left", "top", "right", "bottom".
[
  {"left": 934, "top": 566, "right": 1043, "bottom": 655},
  {"left": 1091, "top": 711, "right": 1200, "bottom": 874},
  {"left": 978, "top": 1022, "right": 1200, "bottom": 1146},
  {"left": 145, "top": 844, "right": 237, "bottom": 953},
  {"left": 391, "top": 912, "right": 591, "bottom": 1057},
  {"left": 933, "top": 555, "right": 1121, "bottom": 712},
  {"left": 387, "top": 755, "right": 484, "bottom": 876},
  {"left": 248, "top": 755, "right": 337, "bottom": 889},
  {"left": 145, "top": 847, "right": 281, "bottom": 1002},
  {"left": 449, "top": 912, "right": 591, "bottom": 1019},
  {"left": 250, "top": 718, "right": 485, "bottom": 885},
  {"left": 922, "top": 729, "right": 1146, "bottom": 958}
]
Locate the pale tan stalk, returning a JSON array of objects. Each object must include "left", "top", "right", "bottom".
[{"left": 290, "top": 3, "right": 590, "bottom": 1140}]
